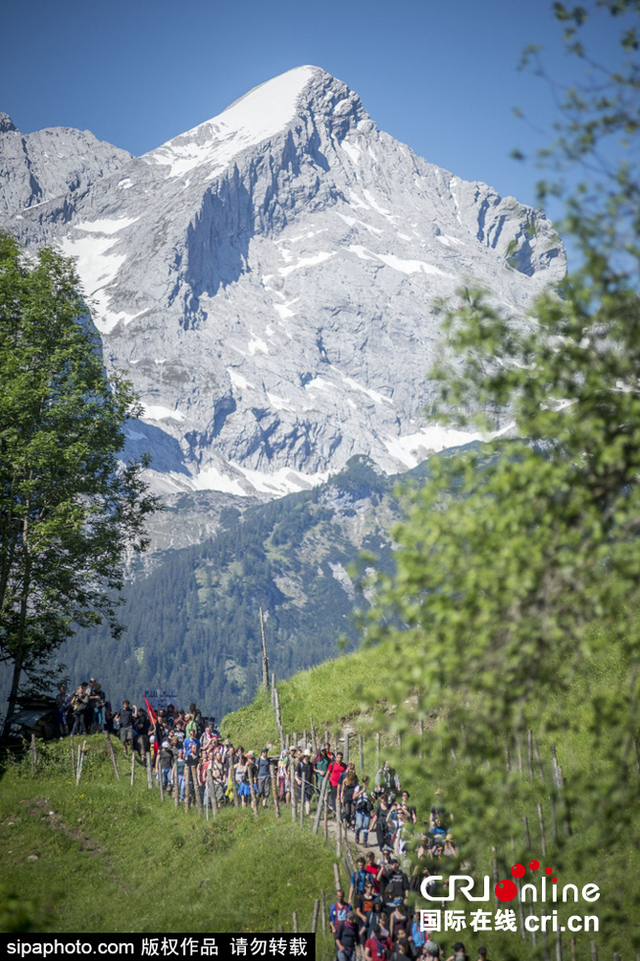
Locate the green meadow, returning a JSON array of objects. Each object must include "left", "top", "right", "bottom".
[{"left": 1, "top": 630, "right": 638, "bottom": 958}]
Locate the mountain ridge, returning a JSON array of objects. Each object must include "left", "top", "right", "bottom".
[{"left": 0, "top": 67, "right": 565, "bottom": 500}]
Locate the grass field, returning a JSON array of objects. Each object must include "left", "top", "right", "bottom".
[{"left": 1, "top": 633, "right": 638, "bottom": 959}]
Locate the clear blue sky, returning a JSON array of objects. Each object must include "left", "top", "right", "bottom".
[{"left": 1, "top": 0, "right": 624, "bottom": 213}]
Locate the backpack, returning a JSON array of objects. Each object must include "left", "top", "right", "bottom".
[{"left": 372, "top": 938, "right": 389, "bottom": 961}]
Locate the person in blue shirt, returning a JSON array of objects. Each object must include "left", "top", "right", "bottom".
[{"left": 183, "top": 732, "right": 201, "bottom": 760}]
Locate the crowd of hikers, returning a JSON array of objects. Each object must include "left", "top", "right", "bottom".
[{"left": 55, "top": 682, "right": 491, "bottom": 961}]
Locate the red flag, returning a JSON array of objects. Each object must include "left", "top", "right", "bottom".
[
  {"left": 144, "top": 696, "right": 159, "bottom": 758},
  {"left": 144, "top": 695, "right": 157, "bottom": 725}
]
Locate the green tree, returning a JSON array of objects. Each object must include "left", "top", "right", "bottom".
[
  {"left": 0, "top": 232, "right": 157, "bottom": 734},
  {"left": 362, "top": 2, "right": 640, "bottom": 952}
]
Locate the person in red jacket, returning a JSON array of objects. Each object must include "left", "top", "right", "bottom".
[
  {"left": 364, "top": 924, "right": 392, "bottom": 961},
  {"left": 327, "top": 751, "right": 346, "bottom": 814}
]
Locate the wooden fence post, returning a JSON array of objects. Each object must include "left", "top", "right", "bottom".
[
  {"left": 522, "top": 815, "right": 531, "bottom": 849},
  {"left": 550, "top": 794, "right": 559, "bottom": 843},
  {"left": 516, "top": 730, "right": 523, "bottom": 776},
  {"left": 260, "top": 606, "right": 269, "bottom": 692},
  {"left": 275, "top": 688, "right": 284, "bottom": 752},
  {"left": 231, "top": 762, "right": 239, "bottom": 808},
  {"left": 313, "top": 771, "right": 329, "bottom": 835},
  {"left": 541, "top": 908, "right": 551, "bottom": 961},
  {"left": 174, "top": 762, "right": 179, "bottom": 808},
  {"left": 247, "top": 766, "right": 258, "bottom": 817},
  {"left": 491, "top": 846, "right": 499, "bottom": 905},
  {"left": 528, "top": 904, "right": 537, "bottom": 947},
  {"left": 192, "top": 765, "right": 203, "bottom": 816},
  {"left": 358, "top": 735, "right": 364, "bottom": 775},
  {"left": 527, "top": 729, "right": 534, "bottom": 780},
  {"left": 291, "top": 770, "right": 297, "bottom": 822},
  {"left": 76, "top": 740, "right": 87, "bottom": 785},
  {"left": 343, "top": 728, "right": 349, "bottom": 764},
  {"left": 537, "top": 802, "right": 547, "bottom": 856},
  {"left": 146, "top": 750, "right": 153, "bottom": 789},
  {"left": 311, "top": 899, "right": 319, "bottom": 934},
  {"left": 333, "top": 863, "right": 341, "bottom": 892},
  {"left": 555, "top": 930, "right": 563, "bottom": 961},
  {"left": 270, "top": 760, "right": 281, "bottom": 819},
  {"left": 130, "top": 749, "right": 135, "bottom": 786},
  {"left": 321, "top": 888, "right": 327, "bottom": 934},
  {"left": 516, "top": 878, "right": 526, "bottom": 940},
  {"left": 31, "top": 734, "right": 36, "bottom": 777},
  {"left": 104, "top": 732, "right": 120, "bottom": 780}
]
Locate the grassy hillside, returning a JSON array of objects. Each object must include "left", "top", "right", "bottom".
[
  {"left": 3, "top": 630, "right": 638, "bottom": 958},
  {"left": 0, "top": 738, "right": 339, "bottom": 945}
]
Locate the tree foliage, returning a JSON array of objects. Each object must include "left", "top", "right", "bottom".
[
  {"left": 0, "top": 232, "right": 157, "bottom": 730},
  {"left": 362, "top": 3, "right": 640, "bottom": 952}
]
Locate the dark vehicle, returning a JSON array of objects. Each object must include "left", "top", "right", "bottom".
[{"left": 2, "top": 695, "right": 57, "bottom": 742}]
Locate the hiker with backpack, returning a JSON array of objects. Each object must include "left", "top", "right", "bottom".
[
  {"left": 371, "top": 792, "right": 393, "bottom": 851},
  {"left": 338, "top": 761, "right": 360, "bottom": 829},
  {"left": 375, "top": 760, "right": 400, "bottom": 798},
  {"left": 353, "top": 775, "right": 374, "bottom": 845},
  {"left": 364, "top": 924, "right": 393, "bottom": 961},
  {"left": 348, "top": 856, "right": 369, "bottom": 905},
  {"left": 296, "top": 748, "right": 315, "bottom": 815},
  {"left": 70, "top": 683, "right": 89, "bottom": 736},
  {"left": 56, "top": 685, "right": 71, "bottom": 737},
  {"left": 256, "top": 748, "right": 271, "bottom": 807},
  {"left": 330, "top": 890, "right": 351, "bottom": 936}
]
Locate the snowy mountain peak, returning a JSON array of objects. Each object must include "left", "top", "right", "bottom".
[
  {"left": 143, "top": 66, "right": 361, "bottom": 179},
  {"left": 0, "top": 70, "right": 565, "bottom": 498}
]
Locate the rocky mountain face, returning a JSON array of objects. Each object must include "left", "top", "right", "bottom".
[
  {"left": 0, "top": 111, "right": 131, "bottom": 224},
  {"left": 0, "top": 67, "right": 565, "bottom": 500}
]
